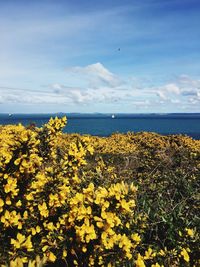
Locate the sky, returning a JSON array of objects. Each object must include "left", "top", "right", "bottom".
[{"left": 0, "top": 0, "right": 200, "bottom": 113}]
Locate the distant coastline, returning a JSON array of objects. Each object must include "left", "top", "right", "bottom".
[{"left": 0, "top": 112, "right": 200, "bottom": 118}]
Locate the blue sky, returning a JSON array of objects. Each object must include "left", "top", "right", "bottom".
[{"left": 0, "top": 0, "right": 200, "bottom": 113}]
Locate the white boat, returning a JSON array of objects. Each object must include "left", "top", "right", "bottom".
[{"left": 111, "top": 114, "right": 115, "bottom": 118}]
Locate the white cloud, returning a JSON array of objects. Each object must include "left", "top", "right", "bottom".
[
  {"left": 0, "top": 64, "right": 200, "bottom": 113},
  {"left": 170, "top": 99, "right": 180, "bottom": 104},
  {"left": 175, "top": 74, "right": 200, "bottom": 88},
  {"left": 132, "top": 99, "right": 150, "bottom": 106},
  {"left": 163, "top": 83, "right": 180, "bottom": 95},
  {"left": 0, "top": 87, "right": 72, "bottom": 105},
  {"left": 156, "top": 83, "right": 180, "bottom": 100},
  {"left": 155, "top": 75, "right": 200, "bottom": 108},
  {"left": 66, "top": 62, "right": 122, "bottom": 88}
]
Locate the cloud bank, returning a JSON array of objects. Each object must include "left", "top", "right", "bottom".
[{"left": 0, "top": 63, "right": 199, "bottom": 112}]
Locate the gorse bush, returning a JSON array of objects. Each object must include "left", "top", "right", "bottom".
[
  {"left": 0, "top": 117, "right": 145, "bottom": 267},
  {"left": 0, "top": 117, "right": 199, "bottom": 267},
  {"left": 89, "top": 133, "right": 200, "bottom": 266}
]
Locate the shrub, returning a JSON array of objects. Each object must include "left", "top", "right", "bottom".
[
  {"left": 0, "top": 118, "right": 199, "bottom": 266},
  {"left": 0, "top": 118, "right": 144, "bottom": 267}
]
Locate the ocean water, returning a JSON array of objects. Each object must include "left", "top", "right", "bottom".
[{"left": 0, "top": 113, "right": 200, "bottom": 139}]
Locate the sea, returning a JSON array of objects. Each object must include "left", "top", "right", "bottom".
[{"left": 0, "top": 113, "right": 200, "bottom": 139}]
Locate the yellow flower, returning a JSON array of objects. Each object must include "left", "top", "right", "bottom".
[
  {"left": 186, "top": 228, "right": 194, "bottom": 238},
  {"left": 135, "top": 253, "right": 146, "bottom": 267},
  {"left": 48, "top": 251, "right": 57, "bottom": 262},
  {"left": 131, "top": 233, "right": 141, "bottom": 243},
  {"left": 82, "top": 246, "right": 87, "bottom": 253},
  {"left": 5, "top": 197, "right": 11, "bottom": 205},
  {"left": 73, "top": 260, "right": 78, "bottom": 266},
  {"left": 180, "top": 248, "right": 190, "bottom": 262},
  {"left": 23, "top": 235, "right": 33, "bottom": 251},
  {"left": 11, "top": 233, "right": 26, "bottom": 249},
  {"left": 159, "top": 249, "right": 165, "bottom": 256},
  {"left": 72, "top": 173, "right": 80, "bottom": 183},
  {"left": 14, "top": 157, "right": 20, "bottom": 166},
  {"left": 10, "top": 257, "right": 28, "bottom": 267},
  {"left": 144, "top": 247, "right": 156, "bottom": 260},
  {"left": 1, "top": 210, "right": 22, "bottom": 228},
  {"left": 31, "top": 225, "right": 41, "bottom": 236},
  {"left": 4, "top": 177, "right": 19, "bottom": 196},
  {"left": 87, "top": 145, "right": 94, "bottom": 154},
  {"left": 23, "top": 211, "right": 28, "bottom": 219},
  {"left": 97, "top": 221, "right": 104, "bottom": 228},
  {"left": 38, "top": 202, "right": 49, "bottom": 217},
  {"left": 42, "top": 245, "right": 49, "bottom": 252},
  {"left": 16, "top": 200, "right": 22, "bottom": 207},
  {"left": 63, "top": 249, "right": 67, "bottom": 257},
  {"left": 11, "top": 234, "right": 23, "bottom": 247},
  {"left": 31, "top": 227, "right": 37, "bottom": 236},
  {"left": 36, "top": 225, "right": 41, "bottom": 233},
  {"left": 0, "top": 198, "right": 4, "bottom": 212},
  {"left": 46, "top": 222, "right": 55, "bottom": 231},
  {"left": 120, "top": 199, "right": 131, "bottom": 212},
  {"left": 26, "top": 194, "right": 34, "bottom": 201}
]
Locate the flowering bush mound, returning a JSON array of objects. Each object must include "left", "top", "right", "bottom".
[{"left": 0, "top": 117, "right": 199, "bottom": 267}]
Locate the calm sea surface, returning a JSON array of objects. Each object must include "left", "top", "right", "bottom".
[{"left": 0, "top": 113, "right": 200, "bottom": 139}]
